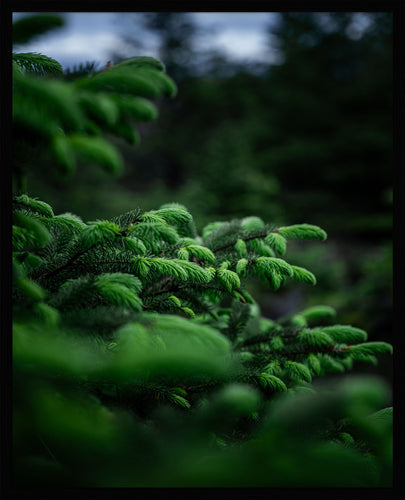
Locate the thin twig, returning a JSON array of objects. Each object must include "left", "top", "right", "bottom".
[
  {"left": 38, "top": 244, "right": 96, "bottom": 281},
  {"left": 38, "top": 434, "right": 60, "bottom": 464}
]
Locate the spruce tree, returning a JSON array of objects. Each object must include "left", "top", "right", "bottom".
[{"left": 11, "top": 19, "right": 393, "bottom": 489}]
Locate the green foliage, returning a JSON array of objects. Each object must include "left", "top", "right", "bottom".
[
  {"left": 110, "top": 314, "right": 231, "bottom": 381},
  {"left": 299, "top": 329, "right": 333, "bottom": 348},
  {"left": 235, "top": 238, "right": 248, "bottom": 256},
  {"left": 94, "top": 274, "right": 143, "bottom": 311},
  {"left": 13, "top": 14, "right": 64, "bottom": 44},
  {"left": 284, "top": 361, "right": 312, "bottom": 383},
  {"left": 300, "top": 305, "right": 337, "bottom": 321},
  {"left": 13, "top": 194, "right": 54, "bottom": 217},
  {"left": 75, "top": 66, "right": 177, "bottom": 98},
  {"left": 79, "top": 220, "right": 121, "bottom": 248},
  {"left": 265, "top": 231, "right": 287, "bottom": 255},
  {"left": 256, "top": 373, "right": 287, "bottom": 392},
  {"left": 346, "top": 342, "right": 393, "bottom": 357},
  {"left": 217, "top": 268, "right": 241, "bottom": 292},
  {"left": 141, "top": 206, "right": 192, "bottom": 225},
  {"left": 236, "top": 258, "right": 249, "bottom": 276},
  {"left": 291, "top": 265, "right": 317, "bottom": 285},
  {"left": 11, "top": 42, "right": 392, "bottom": 488},
  {"left": 185, "top": 245, "right": 215, "bottom": 264},
  {"left": 13, "top": 212, "right": 51, "bottom": 250},
  {"left": 319, "top": 325, "right": 368, "bottom": 343},
  {"left": 114, "top": 56, "right": 166, "bottom": 72},
  {"left": 68, "top": 135, "right": 124, "bottom": 174},
  {"left": 12, "top": 193, "right": 393, "bottom": 487},
  {"left": 12, "top": 52, "right": 63, "bottom": 76},
  {"left": 277, "top": 224, "right": 327, "bottom": 241},
  {"left": 255, "top": 256, "right": 293, "bottom": 278},
  {"left": 12, "top": 50, "right": 177, "bottom": 193},
  {"left": 113, "top": 95, "right": 158, "bottom": 121}
]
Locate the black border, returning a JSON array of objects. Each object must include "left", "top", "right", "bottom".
[{"left": 2, "top": 2, "right": 404, "bottom": 498}]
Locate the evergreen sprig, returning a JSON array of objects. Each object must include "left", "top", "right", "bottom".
[
  {"left": 13, "top": 52, "right": 63, "bottom": 76},
  {"left": 13, "top": 196, "right": 391, "bottom": 402},
  {"left": 13, "top": 52, "right": 177, "bottom": 187},
  {"left": 13, "top": 14, "right": 64, "bottom": 44}
]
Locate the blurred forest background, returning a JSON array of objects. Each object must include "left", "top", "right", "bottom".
[{"left": 14, "top": 12, "right": 393, "bottom": 381}]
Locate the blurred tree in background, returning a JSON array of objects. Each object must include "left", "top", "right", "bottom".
[
  {"left": 262, "top": 12, "right": 392, "bottom": 236},
  {"left": 16, "top": 11, "right": 393, "bottom": 381},
  {"left": 113, "top": 12, "right": 202, "bottom": 82}
]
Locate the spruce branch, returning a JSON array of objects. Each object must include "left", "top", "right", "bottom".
[
  {"left": 13, "top": 52, "right": 63, "bottom": 76},
  {"left": 212, "top": 231, "right": 270, "bottom": 253},
  {"left": 285, "top": 345, "right": 347, "bottom": 357},
  {"left": 211, "top": 223, "right": 327, "bottom": 254},
  {"left": 37, "top": 244, "right": 97, "bottom": 281}
]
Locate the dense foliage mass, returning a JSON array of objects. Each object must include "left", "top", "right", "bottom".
[
  {"left": 19, "top": 13, "right": 392, "bottom": 357},
  {"left": 11, "top": 14, "right": 393, "bottom": 489}
]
